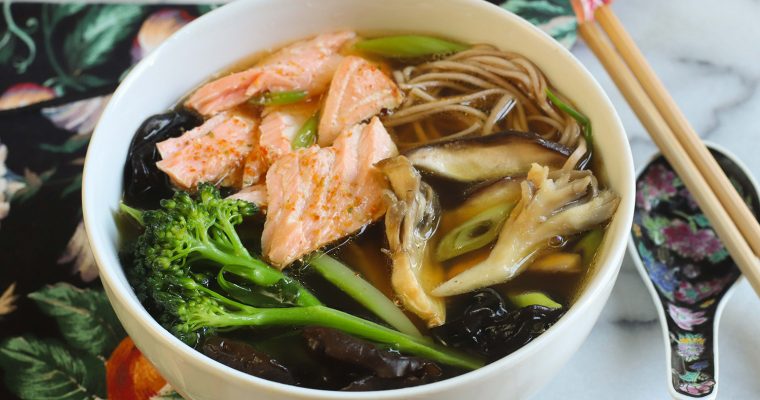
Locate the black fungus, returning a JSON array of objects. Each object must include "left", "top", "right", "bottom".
[
  {"left": 122, "top": 109, "right": 202, "bottom": 208},
  {"left": 302, "top": 327, "right": 443, "bottom": 391},
  {"left": 431, "top": 288, "right": 564, "bottom": 362},
  {"left": 201, "top": 336, "right": 296, "bottom": 385}
]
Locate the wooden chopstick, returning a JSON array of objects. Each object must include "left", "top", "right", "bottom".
[
  {"left": 595, "top": 6, "right": 760, "bottom": 258},
  {"left": 577, "top": 20, "right": 760, "bottom": 296}
]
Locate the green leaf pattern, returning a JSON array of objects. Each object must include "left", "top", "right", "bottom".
[
  {"left": 62, "top": 5, "right": 143, "bottom": 73},
  {"left": 642, "top": 215, "right": 669, "bottom": 245},
  {"left": 0, "top": 337, "right": 106, "bottom": 400},
  {"left": 501, "top": 0, "right": 578, "bottom": 48},
  {"left": 27, "top": 283, "right": 125, "bottom": 357},
  {"left": 0, "top": 285, "right": 126, "bottom": 399}
]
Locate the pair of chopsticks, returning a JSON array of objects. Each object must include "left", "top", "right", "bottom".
[{"left": 576, "top": 5, "right": 760, "bottom": 295}]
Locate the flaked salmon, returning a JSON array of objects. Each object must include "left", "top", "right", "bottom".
[
  {"left": 259, "top": 102, "right": 319, "bottom": 164},
  {"left": 241, "top": 135, "right": 268, "bottom": 188},
  {"left": 239, "top": 102, "right": 319, "bottom": 187},
  {"left": 229, "top": 184, "right": 268, "bottom": 208},
  {"left": 156, "top": 113, "right": 258, "bottom": 190},
  {"left": 185, "top": 31, "right": 355, "bottom": 116},
  {"left": 156, "top": 112, "right": 228, "bottom": 160},
  {"left": 262, "top": 117, "right": 398, "bottom": 268},
  {"left": 183, "top": 70, "right": 260, "bottom": 118},
  {"left": 318, "top": 56, "right": 404, "bottom": 146}
]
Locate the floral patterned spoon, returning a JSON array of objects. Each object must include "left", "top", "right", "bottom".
[{"left": 629, "top": 143, "right": 759, "bottom": 399}]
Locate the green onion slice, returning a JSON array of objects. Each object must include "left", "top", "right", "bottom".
[
  {"left": 354, "top": 35, "right": 469, "bottom": 59},
  {"left": 546, "top": 88, "right": 592, "bottom": 146},
  {"left": 249, "top": 90, "right": 308, "bottom": 106},
  {"left": 509, "top": 292, "right": 562, "bottom": 309},
  {"left": 436, "top": 202, "right": 515, "bottom": 261},
  {"left": 291, "top": 114, "right": 318, "bottom": 150}
]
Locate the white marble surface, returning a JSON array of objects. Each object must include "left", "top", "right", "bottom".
[{"left": 535, "top": 0, "right": 760, "bottom": 399}]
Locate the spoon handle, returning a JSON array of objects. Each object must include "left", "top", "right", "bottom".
[{"left": 661, "top": 296, "right": 727, "bottom": 400}]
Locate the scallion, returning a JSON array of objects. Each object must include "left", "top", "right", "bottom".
[
  {"left": 291, "top": 114, "right": 318, "bottom": 149},
  {"left": 546, "top": 88, "right": 592, "bottom": 146},
  {"left": 509, "top": 292, "right": 562, "bottom": 309},
  {"left": 436, "top": 202, "right": 515, "bottom": 261},
  {"left": 307, "top": 252, "right": 422, "bottom": 337},
  {"left": 249, "top": 90, "right": 308, "bottom": 106},
  {"left": 354, "top": 35, "right": 469, "bottom": 59}
]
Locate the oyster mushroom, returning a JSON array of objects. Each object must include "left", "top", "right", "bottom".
[
  {"left": 379, "top": 156, "right": 446, "bottom": 327},
  {"left": 433, "top": 163, "right": 619, "bottom": 296}
]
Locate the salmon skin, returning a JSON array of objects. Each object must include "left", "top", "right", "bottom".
[
  {"left": 156, "top": 112, "right": 258, "bottom": 190},
  {"left": 318, "top": 56, "right": 404, "bottom": 146},
  {"left": 262, "top": 117, "right": 398, "bottom": 268},
  {"left": 185, "top": 31, "right": 356, "bottom": 116}
]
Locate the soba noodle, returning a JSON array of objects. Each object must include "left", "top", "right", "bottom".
[{"left": 384, "top": 44, "right": 587, "bottom": 169}]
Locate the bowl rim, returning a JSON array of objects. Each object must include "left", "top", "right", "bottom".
[{"left": 83, "top": 0, "right": 635, "bottom": 397}]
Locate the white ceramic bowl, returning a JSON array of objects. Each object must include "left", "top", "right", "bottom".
[{"left": 83, "top": 0, "right": 635, "bottom": 399}]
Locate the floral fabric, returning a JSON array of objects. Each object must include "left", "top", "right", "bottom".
[{"left": 0, "top": 2, "right": 577, "bottom": 399}]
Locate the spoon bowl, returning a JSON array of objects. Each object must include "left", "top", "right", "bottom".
[{"left": 629, "top": 142, "right": 760, "bottom": 399}]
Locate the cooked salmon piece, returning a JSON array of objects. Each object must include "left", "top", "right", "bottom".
[
  {"left": 239, "top": 102, "right": 319, "bottom": 187},
  {"left": 156, "top": 113, "right": 258, "bottom": 190},
  {"left": 185, "top": 31, "right": 355, "bottom": 116},
  {"left": 259, "top": 102, "right": 320, "bottom": 164},
  {"left": 183, "top": 70, "right": 260, "bottom": 118},
  {"left": 156, "top": 112, "right": 228, "bottom": 159},
  {"left": 241, "top": 141, "right": 268, "bottom": 188},
  {"left": 219, "top": 162, "right": 245, "bottom": 189},
  {"left": 318, "top": 56, "right": 404, "bottom": 146},
  {"left": 229, "top": 184, "right": 268, "bottom": 208},
  {"left": 244, "top": 31, "right": 356, "bottom": 97},
  {"left": 262, "top": 117, "right": 398, "bottom": 268}
]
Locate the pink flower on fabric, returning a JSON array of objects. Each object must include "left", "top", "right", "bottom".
[
  {"left": 42, "top": 95, "right": 111, "bottom": 135},
  {"left": 636, "top": 164, "right": 680, "bottom": 211},
  {"left": 668, "top": 303, "right": 708, "bottom": 331},
  {"left": 571, "top": 0, "right": 613, "bottom": 23},
  {"left": 131, "top": 9, "right": 194, "bottom": 62},
  {"left": 662, "top": 220, "right": 723, "bottom": 262},
  {"left": 0, "top": 83, "right": 56, "bottom": 111}
]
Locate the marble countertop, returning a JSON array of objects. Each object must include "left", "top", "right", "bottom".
[{"left": 536, "top": 0, "right": 760, "bottom": 399}]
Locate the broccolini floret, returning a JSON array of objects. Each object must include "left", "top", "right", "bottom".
[{"left": 128, "top": 184, "right": 319, "bottom": 307}]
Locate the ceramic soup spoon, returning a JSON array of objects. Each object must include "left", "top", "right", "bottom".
[{"left": 628, "top": 143, "right": 759, "bottom": 399}]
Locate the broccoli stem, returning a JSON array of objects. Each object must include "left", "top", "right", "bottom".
[
  {"left": 198, "top": 249, "right": 321, "bottom": 307},
  {"left": 220, "top": 263, "right": 321, "bottom": 307},
  {"left": 119, "top": 202, "right": 145, "bottom": 225},
  {"left": 198, "top": 216, "right": 322, "bottom": 307},
  {"left": 201, "top": 304, "right": 483, "bottom": 370},
  {"left": 308, "top": 252, "right": 422, "bottom": 337}
]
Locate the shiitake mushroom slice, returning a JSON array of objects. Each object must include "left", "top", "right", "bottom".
[{"left": 404, "top": 131, "right": 570, "bottom": 183}]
